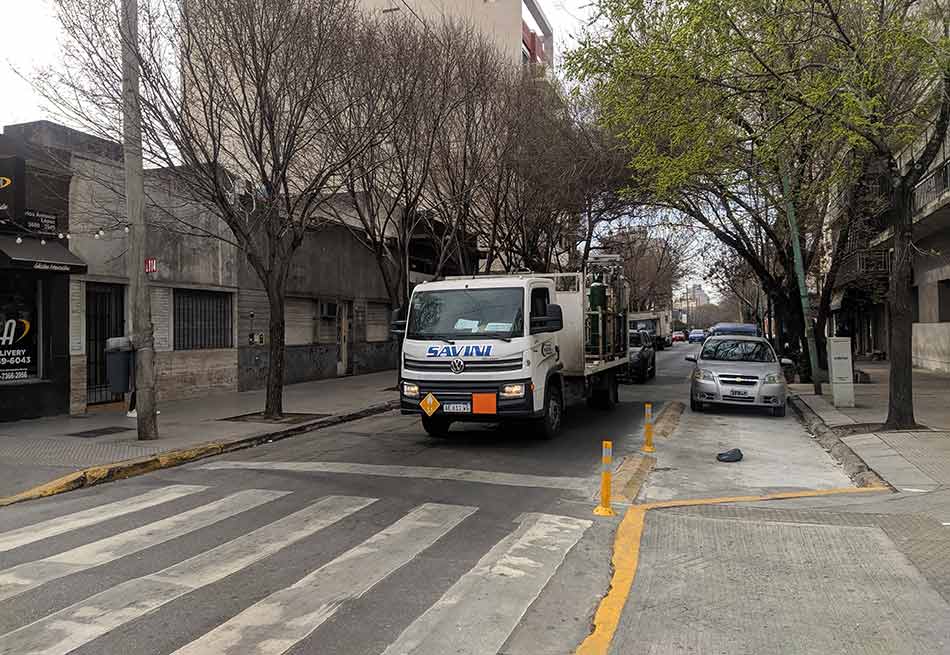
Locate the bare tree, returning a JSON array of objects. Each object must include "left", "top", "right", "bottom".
[{"left": 41, "top": 0, "right": 396, "bottom": 417}]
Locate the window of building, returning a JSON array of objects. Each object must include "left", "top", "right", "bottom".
[
  {"left": 365, "top": 302, "right": 391, "bottom": 343},
  {"left": 317, "top": 300, "right": 338, "bottom": 344},
  {"left": 0, "top": 273, "right": 41, "bottom": 381},
  {"left": 939, "top": 279, "right": 950, "bottom": 322},
  {"left": 285, "top": 298, "right": 316, "bottom": 346},
  {"left": 174, "top": 289, "right": 233, "bottom": 350}
]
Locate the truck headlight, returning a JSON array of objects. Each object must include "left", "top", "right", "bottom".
[
  {"left": 402, "top": 382, "right": 420, "bottom": 398},
  {"left": 763, "top": 373, "right": 782, "bottom": 384},
  {"left": 500, "top": 383, "right": 526, "bottom": 399},
  {"left": 694, "top": 369, "right": 715, "bottom": 381}
]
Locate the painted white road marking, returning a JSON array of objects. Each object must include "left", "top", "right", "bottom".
[
  {"left": 382, "top": 512, "right": 591, "bottom": 655},
  {"left": 172, "top": 503, "right": 477, "bottom": 655},
  {"left": 0, "top": 485, "right": 207, "bottom": 553},
  {"left": 199, "top": 461, "right": 592, "bottom": 492},
  {"left": 0, "top": 489, "right": 288, "bottom": 601},
  {"left": 0, "top": 495, "right": 376, "bottom": 655}
]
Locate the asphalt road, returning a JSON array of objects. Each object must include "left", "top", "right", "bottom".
[{"left": 0, "top": 346, "right": 694, "bottom": 655}]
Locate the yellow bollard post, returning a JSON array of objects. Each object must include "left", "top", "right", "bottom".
[
  {"left": 594, "top": 440, "right": 615, "bottom": 516},
  {"left": 642, "top": 403, "right": 656, "bottom": 453}
]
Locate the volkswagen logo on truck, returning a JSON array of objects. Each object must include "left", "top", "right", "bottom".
[{"left": 450, "top": 358, "right": 466, "bottom": 374}]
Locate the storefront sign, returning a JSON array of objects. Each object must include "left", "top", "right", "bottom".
[
  {"left": 0, "top": 157, "right": 25, "bottom": 226},
  {"left": 24, "top": 209, "right": 58, "bottom": 235},
  {"left": 0, "top": 273, "right": 39, "bottom": 382},
  {"left": 0, "top": 319, "right": 34, "bottom": 381},
  {"left": 0, "top": 157, "right": 66, "bottom": 237}
]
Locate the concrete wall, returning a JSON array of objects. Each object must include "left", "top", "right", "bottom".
[
  {"left": 155, "top": 349, "right": 238, "bottom": 402},
  {"left": 358, "top": 0, "right": 523, "bottom": 65},
  {"left": 67, "top": 153, "right": 241, "bottom": 411},
  {"left": 913, "top": 323, "right": 950, "bottom": 373},
  {"left": 912, "top": 230, "right": 950, "bottom": 372},
  {"left": 237, "top": 225, "right": 395, "bottom": 391}
]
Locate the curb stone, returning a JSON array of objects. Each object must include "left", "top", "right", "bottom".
[
  {"left": 788, "top": 396, "right": 889, "bottom": 489},
  {"left": 0, "top": 399, "right": 400, "bottom": 508}
]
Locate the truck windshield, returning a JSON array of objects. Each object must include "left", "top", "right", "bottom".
[{"left": 407, "top": 288, "right": 524, "bottom": 340}]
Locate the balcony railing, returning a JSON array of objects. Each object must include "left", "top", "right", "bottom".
[{"left": 913, "top": 157, "right": 950, "bottom": 213}]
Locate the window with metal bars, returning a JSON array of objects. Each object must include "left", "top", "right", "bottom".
[{"left": 173, "top": 289, "right": 233, "bottom": 350}]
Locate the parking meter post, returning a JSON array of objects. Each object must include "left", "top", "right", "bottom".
[
  {"left": 643, "top": 403, "right": 656, "bottom": 453},
  {"left": 594, "top": 440, "right": 615, "bottom": 517}
]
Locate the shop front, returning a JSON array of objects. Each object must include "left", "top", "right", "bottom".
[{"left": 0, "top": 151, "right": 87, "bottom": 420}]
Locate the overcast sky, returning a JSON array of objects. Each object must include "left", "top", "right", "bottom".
[{"left": 0, "top": 1, "right": 596, "bottom": 128}]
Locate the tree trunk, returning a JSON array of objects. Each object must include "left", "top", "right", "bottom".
[
  {"left": 264, "top": 276, "right": 287, "bottom": 419},
  {"left": 884, "top": 186, "right": 917, "bottom": 429}
]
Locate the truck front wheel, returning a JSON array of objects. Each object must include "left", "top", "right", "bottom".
[
  {"left": 536, "top": 384, "right": 563, "bottom": 439},
  {"left": 421, "top": 416, "right": 453, "bottom": 438}
]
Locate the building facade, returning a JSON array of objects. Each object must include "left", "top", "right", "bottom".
[
  {"left": 360, "top": 0, "right": 554, "bottom": 67},
  {"left": 0, "top": 121, "right": 399, "bottom": 422},
  {"left": 827, "top": 143, "right": 950, "bottom": 372}
]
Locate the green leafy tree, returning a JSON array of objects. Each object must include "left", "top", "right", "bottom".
[{"left": 569, "top": 0, "right": 950, "bottom": 427}]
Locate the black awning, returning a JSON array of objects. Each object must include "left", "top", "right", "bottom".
[{"left": 0, "top": 235, "right": 88, "bottom": 274}]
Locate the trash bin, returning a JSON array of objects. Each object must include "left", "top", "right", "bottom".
[{"left": 106, "top": 336, "right": 133, "bottom": 394}]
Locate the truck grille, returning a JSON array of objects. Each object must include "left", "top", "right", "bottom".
[
  {"left": 404, "top": 356, "right": 522, "bottom": 373},
  {"left": 717, "top": 374, "right": 759, "bottom": 386}
]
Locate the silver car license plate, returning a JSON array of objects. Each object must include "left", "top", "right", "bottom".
[
  {"left": 728, "top": 388, "right": 749, "bottom": 397},
  {"left": 443, "top": 402, "right": 471, "bottom": 413}
]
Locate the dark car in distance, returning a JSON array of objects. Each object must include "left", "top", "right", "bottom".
[{"left": 628, "top": 329, "right": 656, "bottom": 382}]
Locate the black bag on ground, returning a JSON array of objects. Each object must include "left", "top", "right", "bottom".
[{"left": 717, "top": 448, "right": 743, "bottom": 462}]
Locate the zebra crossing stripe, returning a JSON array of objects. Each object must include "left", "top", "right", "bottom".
[
  {"left": 0, "top": 485, "right": 207, "bottom": 553},
  {"left": 382, "top": 513, "right": 592, "bottom": 655},
  {"left": 0, "top": 489, "right": 288, "bottom": 602},
  {"left": 0, "top": 495, "right": 377, "bottom": 655},
  {"left": 170, "top": 503, "right": 477, "bottom": 655},
  {"left": 199, "top": 461, "right": 592, "bottom": 492}
]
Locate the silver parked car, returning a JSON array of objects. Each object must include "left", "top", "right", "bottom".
[{"left": 686, "top": 335, "right": 792, "bottom": 417}]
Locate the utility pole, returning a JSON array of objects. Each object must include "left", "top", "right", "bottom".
[
  {"left": 122, "top": 0, "right": 158, "bottom": 439},
  {"left": 782, "top": 170, "right": 822, "bottom": 395}
]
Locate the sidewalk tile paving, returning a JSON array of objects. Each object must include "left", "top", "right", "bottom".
[
  {"left": 0, "top": 371, "right": 398, "bottom": 498},
  {"left": 792, "top": 362, "right": 950, "bottom": 492}
]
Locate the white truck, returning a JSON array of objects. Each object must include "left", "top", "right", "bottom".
[
  {"left": 628, "top": 310, "right": 673, "bottom": 350},
  {"left": 395, "top": 266, "right": 630, "bottom": 438}
]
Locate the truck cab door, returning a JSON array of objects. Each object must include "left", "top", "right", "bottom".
[{"left": 529, "top": 285, "right": 558, "bottom": 407}]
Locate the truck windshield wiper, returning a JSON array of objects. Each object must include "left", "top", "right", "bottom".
[{"left": 413, "top": 334, "right": 455, "bottom": 344}]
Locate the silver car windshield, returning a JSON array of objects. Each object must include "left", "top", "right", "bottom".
[{"left": 701, "top": 340, "right": 775, "bottom": 363}]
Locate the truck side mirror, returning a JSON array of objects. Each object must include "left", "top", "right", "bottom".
[
  {"left": 530, "top": 304, "right": 563, "bottom": 334},
  {"left": 390, "top": 306, "right": 407, "bottom": 339}
]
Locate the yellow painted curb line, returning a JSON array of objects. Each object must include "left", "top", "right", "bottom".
[
  {"left": 0, "top": 400, "right": 401, "bottom": 508},
  {"left": 576, "top": 507, "right": 646, "bottom": 655},
  {"left": 575, "top": 484, "right": 891, "bottom": 654},
  {"left": 0, "top": 443, "right": 229, "bottom": 508}
]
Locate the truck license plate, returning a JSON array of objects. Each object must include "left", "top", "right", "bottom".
[{"left": 443, "top": 402, "right": 471, "bottom": 413}]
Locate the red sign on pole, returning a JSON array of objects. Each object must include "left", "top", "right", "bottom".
[{"left": 144, "top": 257, "right": 157, "bottom": 273}]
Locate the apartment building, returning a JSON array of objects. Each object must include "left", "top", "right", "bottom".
[
  {"left": 361, "top": 0, "right": 554, "bottom": 67},
  {"left": 827, "top": 144, "right": 950, "bottom": 373}
]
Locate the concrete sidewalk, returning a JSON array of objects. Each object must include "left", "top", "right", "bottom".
[
  {"left": 791, "top": 362, "right": 950, "bottom": 492},
  {"left": 791, "top": 360, "right": 950, "bottom": 429},
  {"left": 0, "top": 371, "right": 398, "bottom": 499}
]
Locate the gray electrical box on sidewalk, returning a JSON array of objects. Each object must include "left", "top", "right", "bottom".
[{"left": 105, "top": 336, "right": 134, "bottom": 394}]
